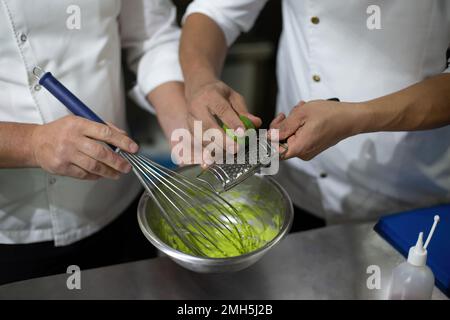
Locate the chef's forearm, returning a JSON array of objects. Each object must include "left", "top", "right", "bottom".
[
  {"left": 359, "top": 74, "right": 450, "bottom": 133},
  {"left": 0, "top": 122, "right": 37, "bottom": 168},
  {"left": 180, "top": 13, "right": 228, "bottom": 98},
  {"left": 147, "top": 81, "right": 188, "bottom": 142}
]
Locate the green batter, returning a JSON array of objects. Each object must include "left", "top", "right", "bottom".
[{"left": 152, "top": 198, "right": 282, "bottom": 258}]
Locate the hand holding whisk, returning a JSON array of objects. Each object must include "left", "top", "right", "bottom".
[{"left": 33, "top": 67, "right": 259, "bottom": 257}]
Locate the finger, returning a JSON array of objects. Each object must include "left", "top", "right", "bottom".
[
  {"left": 106, "top": 122, "right": 127, "bottom": 135},
  {"left": 210, "top": 95, "right": 245, "bottom": 134},
  {"left": 268, "top": 119, "right": 295, "bottom": 141},
  {"left": 269, "top": 113, "right": 286, "bottom": 129},
  {"left": 78, "top": 138, "right": 132, "bottom": 174},
  {"left": 190, "top": 111, "right": 238, "bottom": 154},
  {"left": 78, "top": 119, "right": 139, "bottom": 153},
  {"left": 283, "top": 131, "right": 317, "bottom": 160},
  {"left": 289, "top": 101, "right": 306, "bottom": 115},
  {"left": 269, "top": 103, "right": 305, "bottom": 141},
  {"left": 283, "top": 134, "right": 304, "bottom": 160},
  {"left": 66, "top": 164, "right": 102, "bottom": 180},
  {"left": 270, "top": 110, "right": 305, "bottom": 141},
  {"left": 229, "top": 93, "right": 262, "bottom": 128},
  {"left": 189, "top": 97, "right": 240, "bottom": 153},
  {"left": 72, "top": 151, "right": 122, "bottom": 180},
  {"left": 243, "top": 114, "right": 262, "bottom": 128}
]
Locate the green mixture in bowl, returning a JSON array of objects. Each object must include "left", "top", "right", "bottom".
[{"left": 148, "top": 186, "right": 285, "bottom": 258}]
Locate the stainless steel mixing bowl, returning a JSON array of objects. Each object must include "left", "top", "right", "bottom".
[{"left": 137, "top": 165, "right": 293, "bottom": 273}]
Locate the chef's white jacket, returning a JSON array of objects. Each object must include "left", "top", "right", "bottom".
[
  {"left": 0, "top": 0, "right": 183, "bottom": 245},
  {"left": 185, "top": 0, "right": 450, "bottom": 222}
]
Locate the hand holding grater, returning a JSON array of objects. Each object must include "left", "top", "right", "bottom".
[
  {"left": 197, "top": 98, "right": 339, "bottom": 193},
  {"left": 197, "top": 114, "right": 288, "bottom": 193}
]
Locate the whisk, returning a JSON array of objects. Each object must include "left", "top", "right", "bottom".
[{"left": 33, "top": 67, "right": 259, "bottom": 257}]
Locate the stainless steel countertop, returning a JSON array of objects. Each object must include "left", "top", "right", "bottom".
[{"left": 0, "top": 223, "right": 447, "bottom": 299}]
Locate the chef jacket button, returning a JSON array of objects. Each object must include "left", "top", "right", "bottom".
[
  {"left": 49, "top": 177, "right": 57, "bottom": 185},
  {"left": 20, "top": 33, "right": 27, "bottom": 43},
  {"left": 311, "top": 16, "right": 320, "bottom": 24},
  {"left": 320, "top": 172, "right": 327, "bottom": 178},
  {"left": 34, "top": 84, "right": 42, "bottom": 91},
  {"left": 312, "top": 74, "right": 321, "bottom": 82}
]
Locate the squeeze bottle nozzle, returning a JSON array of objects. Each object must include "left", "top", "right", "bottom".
[{"left": 407, "top": 215, "right": 440, "bottom": 267}]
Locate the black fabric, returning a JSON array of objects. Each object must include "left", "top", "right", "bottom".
[
  {"left": 0, "top": 191, "right": 157, "bottom": 285},
  {"left": 289, "top": 205, "right": 326, "bottom": 233}
]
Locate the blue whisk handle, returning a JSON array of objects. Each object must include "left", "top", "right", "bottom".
[
  {"left": 39, "top": 72, "right": 107, "bottom": 125},
  {"left": 38, "top": 71, "right": 119, "bottom": 150}
]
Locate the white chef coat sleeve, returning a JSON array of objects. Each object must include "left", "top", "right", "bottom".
[
  {"left": 120, "top": 0, "right": 184, "bottom": 114},
  {"left": 183, "top": 0, "right": 269, "bottom": 46}
]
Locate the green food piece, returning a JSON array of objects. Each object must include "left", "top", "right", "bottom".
[
  {"left": 222, "top": 115, "right": 256, "bottom": 145},
  {"left": 239, "top": 115, "right": 256, "bottom": 130}
]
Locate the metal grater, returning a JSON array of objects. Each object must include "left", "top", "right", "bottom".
[
  {"left": 198, "top": 98, "right": 338, "bottom": 193},
  {"left": 197, "top": 136, "right": 288, "bottom": 193}
]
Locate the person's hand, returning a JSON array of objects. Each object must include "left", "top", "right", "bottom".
[
  {"left": 269, "top": 100, "right": 365, "bottom": 160},
  {"left": 186, "top": 80, "right": 262, "bottom": 151},
  {"left": 30, "top": 115, "right": 139, "bottom": 180}
]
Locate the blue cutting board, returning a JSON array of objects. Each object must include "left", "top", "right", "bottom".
[{"left": 374, "top": 204, "right": 450, "bottom": 297}]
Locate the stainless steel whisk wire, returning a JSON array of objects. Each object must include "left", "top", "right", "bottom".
[{"left": 120, "top": 151, "right": 255, "bottom": 257}]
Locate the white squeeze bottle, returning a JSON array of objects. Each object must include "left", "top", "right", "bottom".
[{"left": 388, "top": 215, "right": 440, "bottom": 300}]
